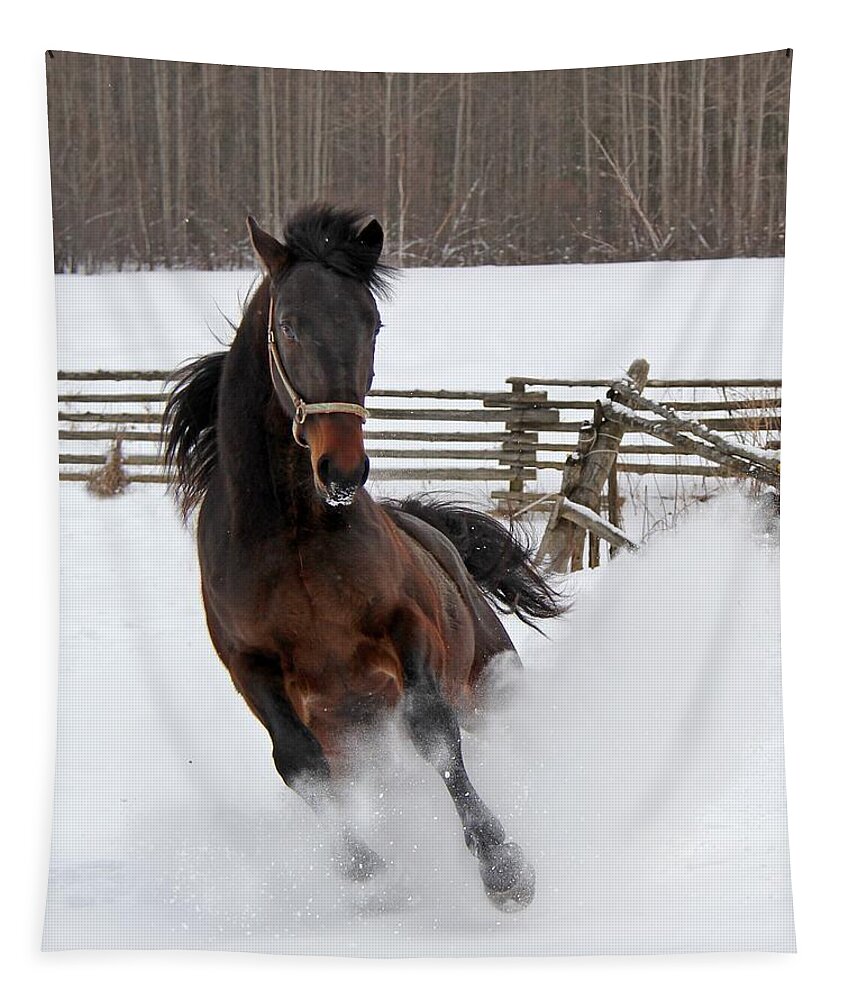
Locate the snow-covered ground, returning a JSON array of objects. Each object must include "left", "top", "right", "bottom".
[
  {"left": 44, "top": 260, "right": 792, "bottom": 955},
  {"left": 55, "top": 258, "right": 783, "bottom": 380}
]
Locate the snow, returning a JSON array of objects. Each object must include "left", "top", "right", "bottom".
[
  {"left": 43, "top": 488, "right": 792, "bottom": 956},
  {"left": 44, "top": 259, "right": 793, "bottom": 955},
  {"left": 55, "top": 258, "right": 783, "bottom": 381}
]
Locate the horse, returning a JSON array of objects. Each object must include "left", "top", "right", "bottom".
[{"left": 163, "top": 205, "right": 563, "bottom": 911}]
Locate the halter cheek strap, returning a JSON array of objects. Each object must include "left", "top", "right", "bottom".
[{"left": 266, "top": 294, "right": 370, "bottom": 448}]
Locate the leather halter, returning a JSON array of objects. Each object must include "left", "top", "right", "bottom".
[{"left": 266, "top": 293, "right": 370, "bottom": 448}]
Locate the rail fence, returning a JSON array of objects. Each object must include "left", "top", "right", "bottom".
[{"left": 58, "top": 370, "right": 781, "bottom": 510}]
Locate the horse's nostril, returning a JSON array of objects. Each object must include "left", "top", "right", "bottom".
[{"left": 316, "top": 454, "right": 368, "bottom": 494}]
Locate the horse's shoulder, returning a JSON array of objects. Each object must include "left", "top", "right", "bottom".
[{"left": 381, "top": 506, "right": 481, "bottom": 607}]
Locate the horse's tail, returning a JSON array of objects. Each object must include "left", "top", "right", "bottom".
[
  {"left": 384, "top": 495, "right": 567, "bottom": 625},
  {"left": 162, "top": 352, "right": 227, "bottom": 519}
]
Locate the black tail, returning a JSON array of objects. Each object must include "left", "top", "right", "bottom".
[
  {"left": 162, "top": 352, "right": 227, "bottom": 519},
  {"left": 382, "top": 495, "right": 567, "bottom": 626}
]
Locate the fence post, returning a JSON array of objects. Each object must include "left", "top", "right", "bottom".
[
  {"left": 536, "top": 358, "right": 649, "bottom": 570},
  {"left": 506, "top": 378, "right": 529, "bottom": 504},
  {"left": 606, "top": 463, "right": 624, "bottom": 558},
  {"left": 534, "top": 418, "right": 595, "bottom": 570},
  {"left": 499, "top": 377, "right": 548, "bottom": 514}
]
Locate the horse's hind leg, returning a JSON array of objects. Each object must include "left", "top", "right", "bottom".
[
  {"left": 227, "top": 652, "right": 385, "bottom": 882},
  {"left": 390, "top": 614, "right": 535, "bottom": 912},
  {"left": 465, "top": 596, "right": 524, "bottom": 726}
]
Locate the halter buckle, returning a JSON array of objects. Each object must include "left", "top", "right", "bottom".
[{"left": 294, "top": 401, "right": 308, "bottom": 424}]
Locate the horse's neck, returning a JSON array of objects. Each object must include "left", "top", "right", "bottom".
[
  {"left": 217, "top": 309, "right": 325, "bottom": 534},
  {"left": 263, "top": 408, "right": 325, "bottom": 527}
]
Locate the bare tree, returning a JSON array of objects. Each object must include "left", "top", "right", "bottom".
[{"left": 45, "top": 50, "right": 792, "bottom": 272}]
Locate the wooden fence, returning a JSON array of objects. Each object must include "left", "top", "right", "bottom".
[{"left": 58, "top": 370, "right": 781, "bottom": 509}]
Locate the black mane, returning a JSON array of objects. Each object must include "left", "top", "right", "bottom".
[
  {"left": 281, "top": 205, "right": 395, "bottom": 296},
  {"left": 162, "top": 351, "right": 227, "bottom": 519}
]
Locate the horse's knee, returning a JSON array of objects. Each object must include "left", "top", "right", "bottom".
[{"left": 272, "top": 745, "right": 327, "bottom": 786}]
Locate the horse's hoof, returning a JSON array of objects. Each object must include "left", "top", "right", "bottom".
[
  {"left": 479, "top": 841, "right": 535, "bottom": 912},
  {"left": 336, "top": 839, "right": 387, "bottom": 882}
]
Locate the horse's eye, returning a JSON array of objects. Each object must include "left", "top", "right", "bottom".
[
  {"left": 373, "top": 322, "right": 383, "bottom": 338},
  {"left": 279, "top": 321, "right": 297, "bottom": 342}
]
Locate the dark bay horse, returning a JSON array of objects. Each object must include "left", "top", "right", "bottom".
[{"left": 164, "top": 206, "right": 563, "bottom": 911}]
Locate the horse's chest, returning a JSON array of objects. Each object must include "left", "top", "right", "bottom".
[
  {"left": 276, "top": 545, "right": 390, "bottom": 625},
  {"left": 263, "top": 546, "right": 404, "bottom": 732},
  {"left": 278, "top": 605, "right": 404, "bottom": 740}
]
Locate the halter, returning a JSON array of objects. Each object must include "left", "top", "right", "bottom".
[{"left": 266, "top": 293, "right": 371, "bottom": 448}]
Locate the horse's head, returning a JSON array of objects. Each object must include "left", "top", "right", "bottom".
[{"left": 247, "top": 212, "right": 387, "bottom": 507}]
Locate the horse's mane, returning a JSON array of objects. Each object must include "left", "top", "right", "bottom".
[
  {"left": 162, "top": 351, "right": 227, "bottom": 519},
  {"left": 281, "top": 204, "right": 395, "bottom": 296},
  {"left": 163, "top": 205, "right": 393, "bottom": 518}
]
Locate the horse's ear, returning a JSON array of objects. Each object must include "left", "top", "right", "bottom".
[
  {"left": 355, "top": 216, "right": 384, "bottom": 262},
  {"left": 246, "top": 216, "right": 288, "bottom": 275}
]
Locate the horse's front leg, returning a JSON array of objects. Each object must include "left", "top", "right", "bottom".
[
  {"left": 228, "top": 652, "right": 385, "bottom": 882},
  {"left": 390, "top": 613, "right": 535, "bottom": 911}
]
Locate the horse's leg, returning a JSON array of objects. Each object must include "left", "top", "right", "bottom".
[
  {"left": 390, "top": 614, "right": 535, "bottom": 912},
  {"left": 228, "top": 652, "right": 385, "bottom": 882}
]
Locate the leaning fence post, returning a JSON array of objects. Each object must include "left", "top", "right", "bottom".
[
  {"left": 537, "top": 358, "right": 649, "bottom": 571},
  {"left": 535, "top": 419, "right": 595, "bottom": 570}
]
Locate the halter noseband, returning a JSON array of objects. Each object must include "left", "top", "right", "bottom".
[{"left": 266, "top": 293, "right": 371, "bottom": 448}]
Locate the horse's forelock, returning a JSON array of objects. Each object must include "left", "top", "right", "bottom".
[{"left": 281, "top": 205, "right": 395, "bottom": 297}]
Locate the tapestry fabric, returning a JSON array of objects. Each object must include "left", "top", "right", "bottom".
[{"left": 43, "top": 50, "right": 794, "bottom": 956}]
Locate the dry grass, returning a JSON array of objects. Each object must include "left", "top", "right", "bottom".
[
  {"left": 718, "top": 386, "right": 781, "bottom": 503},
  {"left": 86, "top": 433, "right": 130, "bottom": 497}
]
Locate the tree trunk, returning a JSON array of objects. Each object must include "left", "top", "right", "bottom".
[
  {"left": 152, "top": 61, "right": 172, "bottom": 261},
  {"left": 124, "top": 59, "right": 152, "bottom": 265}
]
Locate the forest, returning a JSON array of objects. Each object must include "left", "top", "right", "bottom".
[{"left": 45, "top": 49, "right": 791, "bottom": 271}]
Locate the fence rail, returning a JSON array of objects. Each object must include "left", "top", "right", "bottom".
[{"left": 57, "top": 370, "right": 781, "bottom": 507}]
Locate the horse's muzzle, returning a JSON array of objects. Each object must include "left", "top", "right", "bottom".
[
  {"left": 304, "top": 412, "right": 370, "bottom": 505},
  {"left": 316, "top": 454, "right": 370, "bottom": 506}
]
